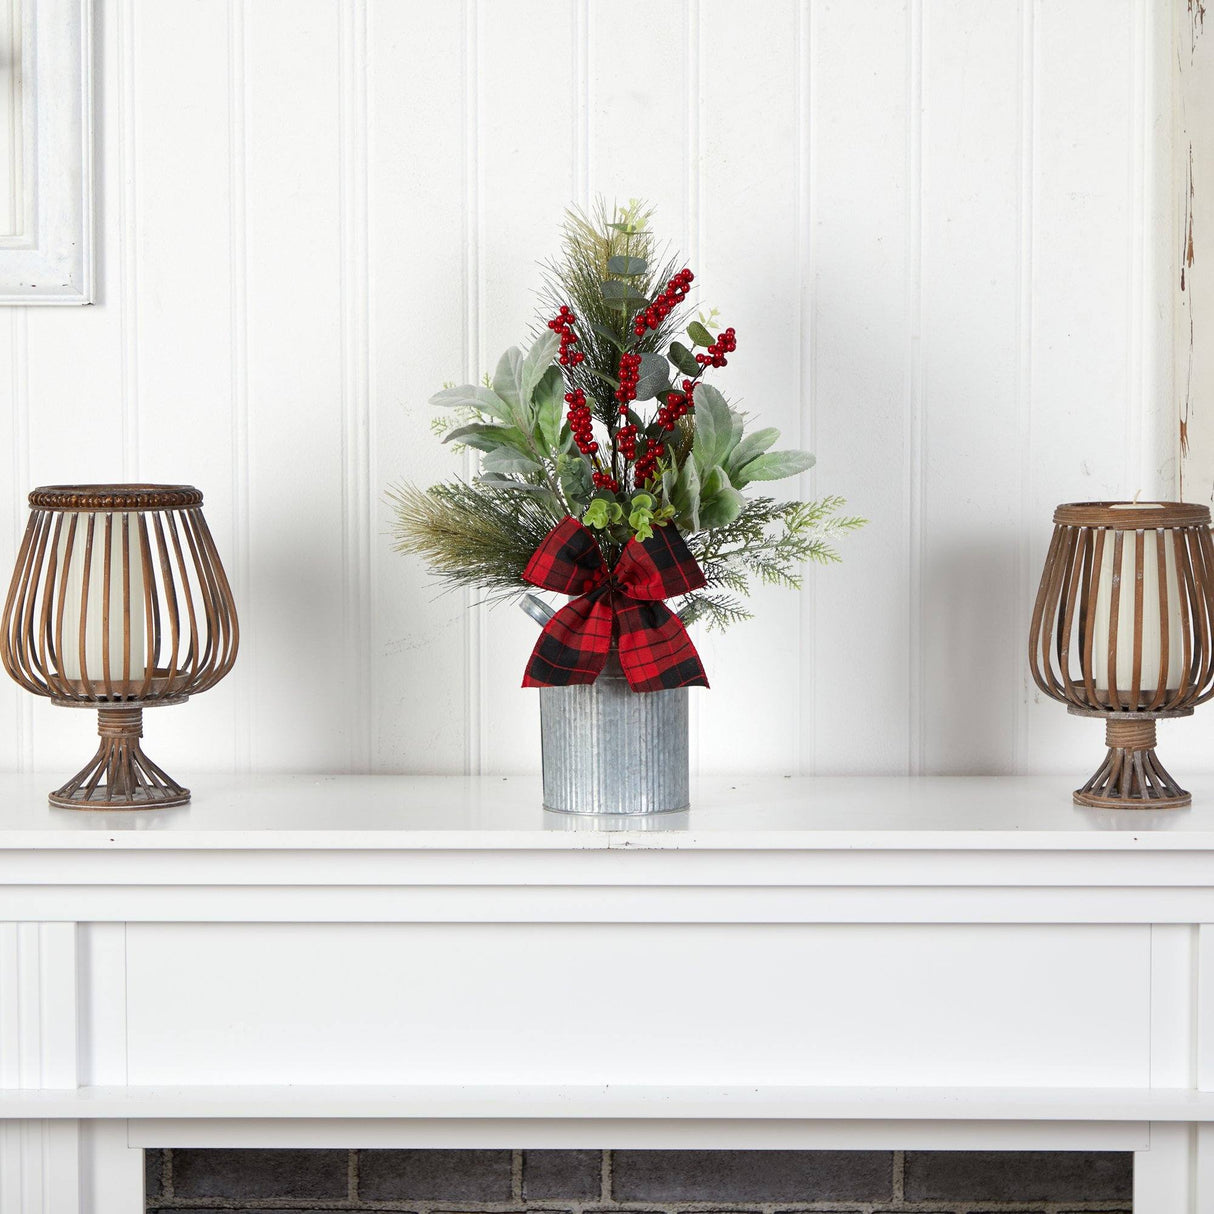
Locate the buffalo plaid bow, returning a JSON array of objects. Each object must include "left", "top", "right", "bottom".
[{"left": 522, "top": 516, "right": 710, "bottom": 692}]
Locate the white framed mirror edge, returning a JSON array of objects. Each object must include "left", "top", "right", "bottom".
[{"left": 0, "top": 0, "right": 93, "bottom": 305}]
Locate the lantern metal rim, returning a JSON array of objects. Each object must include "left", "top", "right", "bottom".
[
  {"left": 49, "top": 691, "right": 189, "bottom": 709},
  {"left": 1052, "top": 500, "right": 1210, "bottom": 529},
  {"left": 28, "top": 484, "right": 203, "bottom": 512},
  {"left": 1066, "top": 704, "right": 1194, "bottom": 721}
]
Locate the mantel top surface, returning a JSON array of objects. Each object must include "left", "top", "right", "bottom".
[{"left": 2, "top": 773, "right": 1214, "bottom": 850}]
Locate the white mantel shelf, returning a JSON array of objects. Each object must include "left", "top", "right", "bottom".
[
  {"left": 5, "top": 771, "right": 1214, "bottom": 849},
  {"left": 3, "top": 773, "right": 1214, "bottom": 1211}
]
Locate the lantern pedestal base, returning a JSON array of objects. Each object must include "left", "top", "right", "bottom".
[
  {"left": 1071, "top": 711, "right": 1191, "bottom": 810},
  {"left": 49, "top": 706, "right": 190, "bottom": 810}
]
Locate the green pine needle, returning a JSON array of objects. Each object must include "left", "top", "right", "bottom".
[{"left": 387, "top": 480, "right": 557, "bottom": 604}]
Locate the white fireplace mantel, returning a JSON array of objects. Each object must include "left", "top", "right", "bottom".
[{"left": 2, "top": 772, "right": 1214, "bottom": 1212}]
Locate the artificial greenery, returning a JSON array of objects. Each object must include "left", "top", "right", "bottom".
[{"left": 390, "top": 201, "right": 863, "bottom": 629}]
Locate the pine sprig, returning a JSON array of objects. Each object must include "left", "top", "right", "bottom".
[
  {"left": 538, "top": 200, "right": 685, "bottom": 426},
  {"left": 677, "top": 590, "right": 754, "bottom": 632},
  {"left": 684, "top": 495, "right": 866, "bottom": 626},
  {"left": 387, "top": 480, "right": 557, "bottom": 603}
]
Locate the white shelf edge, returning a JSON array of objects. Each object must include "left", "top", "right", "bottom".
[{"left": 2, "top": 1084, "right": 1213, "bottom": 1122}]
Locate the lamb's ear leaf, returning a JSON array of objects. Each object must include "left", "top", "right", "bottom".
[
  {"left": 726, "top": 426, "right": 780, "bottom": 478},
  {"left": 735, "top": 449, "right": 817, "bottom": 485},
  {"left": 430, "top": 384, "right": 513, "bottom": 425},
  {"left": 697, "top": 485, "right": 746, "bottom": 529},
  {"left": 691, "top": 383, "right": 734, "bottom": 472},
  {"left": 442, "top": 423, "right": 532, "bottom": 455},
  {"left": 482, "top": 446, "right": 542, "bottom": 476},
  {"left": 532, "top": 365, "right": 565, "bottom": 454},
  {"left": 491, "top": 347, "right": 529, "bottom": 424},
  {"left": 673, "top": 456, "right": 701, "bottom": 531},
  {"left": 521, "top": 331, "right": 561, "bottom": 404}
]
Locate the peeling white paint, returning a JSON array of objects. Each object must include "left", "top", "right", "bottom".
[{"left": 1178, "top": 0, "right": 1214, "bottom": 502}]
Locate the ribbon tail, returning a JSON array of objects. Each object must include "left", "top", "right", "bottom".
[
  {"left": 522, "top": 594, "right": 614, "bottom": 687},
  {"left": 616, "top": 599, "right": 709, "bottom": 692}
]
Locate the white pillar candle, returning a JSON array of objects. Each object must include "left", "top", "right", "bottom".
[
  {"left": 1087, "top": 505, "right": 1184, "bottom": 705},
  {"left": 56, "top": 512, "right": 147, "bottom": 687}
]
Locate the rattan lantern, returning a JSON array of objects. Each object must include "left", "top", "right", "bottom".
[
  {"left": 0, "top": 485, "right": 238, "bottom": 809},
  {"left": 1029, "top": 501, "right": 1214, "bottom": 809}
]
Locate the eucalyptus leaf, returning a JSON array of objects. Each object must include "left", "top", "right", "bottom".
[
  {"left": 532, "top": 365, "right": 565, "bottom": 454},
  {"left": 635, "top": 352, "right": 671, "bottom": 401},
  {"left": 429, "top": 384, "right": 514, "bottom": 425},
  {"left": 482, "top": 446, "right": 542, "bottom": 476},
  {"left": 587, "top": 319, "right": 625, "bottom": 351},
  {"left": 586, "top": 366, "right": 621, "bottom": 389},
  {"left": 736, "top": 449, "right": 817, "bottom": 484},
  {"left": 601, "top": 280, "right": 649, "bottom": 307},
  {"left": 559, "top": 456, "right": 592, "bottom": 511},
  {"left": 607, "top": 255, "right": 648, "bottom": 276},
  {"left": 726, "top": 426, "right": 780, "bottom": 477},
  {"left": 691, "top": 383, "right": 735, "bottom": 472},
  {"left": 668, "top": 341, "right": 701, "bottom": 378},
  {"left": 687, "top": 320, "right": 714, "bottom": 348}
]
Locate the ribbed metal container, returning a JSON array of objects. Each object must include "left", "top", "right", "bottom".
[{"left": 539, "top": 649, "right": 690, "bottom": 816}]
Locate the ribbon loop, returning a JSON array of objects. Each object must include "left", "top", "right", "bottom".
[
  {"left": 522, "top": 516, "right": 607, "bottom": 596},
  {"left": 523, "top": 517, "right": 709, "bottom": 692}
]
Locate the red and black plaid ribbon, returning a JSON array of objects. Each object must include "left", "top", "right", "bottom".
[{"left": 522, "top": 516, "right": 709, "bottom": 692}]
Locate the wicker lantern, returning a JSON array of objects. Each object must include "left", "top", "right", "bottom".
[
  {"left": 1029, "top": 501, "right": 1214, "bottom": 809},
  {"left": 0, "top": 485, "right": 238, "bottom": 809}
]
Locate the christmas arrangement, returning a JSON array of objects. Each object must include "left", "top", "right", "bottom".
[{"left": 390, "top": 201, "right": 862, "bottom": 692}]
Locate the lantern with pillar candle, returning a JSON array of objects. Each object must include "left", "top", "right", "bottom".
[
  {"left": 1029, "top": 501, "right": 1214, "bottom": 808},
  {"left": 0, "top": 485, "right": 238, "bottom": 809}
]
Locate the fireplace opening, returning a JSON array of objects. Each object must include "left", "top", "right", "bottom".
[{"left": 144, "top": 1147, "right": 1133, "bottom": 1210}]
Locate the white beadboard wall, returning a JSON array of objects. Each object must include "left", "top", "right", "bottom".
[{"left": 0, "top": 0, "right": 1196, "bottom": 778}]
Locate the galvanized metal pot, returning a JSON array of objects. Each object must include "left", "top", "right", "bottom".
[{"left": 538, "top": 647, "right": 690, "bottom": 816}]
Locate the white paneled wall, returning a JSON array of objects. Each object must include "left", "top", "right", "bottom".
[{"left": 0, "top": 0, "right": 1191, "bottom": 777}]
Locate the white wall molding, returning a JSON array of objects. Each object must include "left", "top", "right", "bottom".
[
  {"left": 0, "top": 923, "right": 80, "bottom": 1214},
  {"left": 0, "top": 0, "right": 1193, "bottom": 778}
]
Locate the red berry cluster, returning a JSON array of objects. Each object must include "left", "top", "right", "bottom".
[
  {"left": 633, "top": 269, "right": 694, "bottom": 337},
  {"left": 617, "top": 420, "right": 639, "bottom": 460},
  {"left": 633, "top": 438, "right": 666, "bottom": 485},
  {"left": 565, "top": 388, "right": 597, "bottom": 455},
  {"left": 548, "top": 306, "right": 585, "bottom": 367},
  {"left": 592, "top": 470, "right": 619, "bottom": 491},
  {"left": 655, "top": 388, "right": 692, "bottom": 431},
  {"left": 695, "top": 325, "right": 737, "bottom": 368},
  {"left": 615, "top": 352, "right": 641, "bottom": 405}
]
